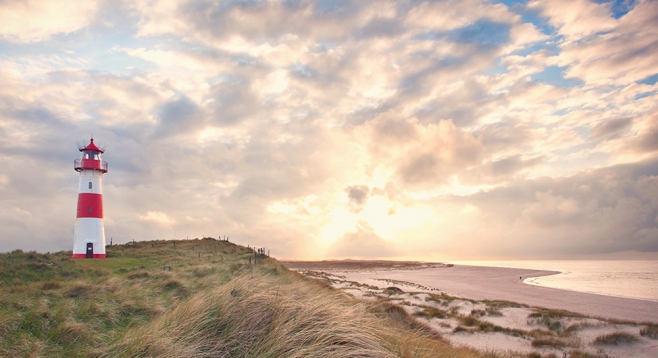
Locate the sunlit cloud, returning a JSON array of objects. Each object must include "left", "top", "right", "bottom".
[{"left": 0, "top": 0, "right": 656, "bottom": 259}]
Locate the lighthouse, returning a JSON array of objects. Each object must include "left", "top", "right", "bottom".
[{"left": 72, "top": 138, "right": 108, "bottom": 258}]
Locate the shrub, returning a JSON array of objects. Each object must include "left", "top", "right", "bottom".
[
  {"left": 414, "top": 307, "right": 448, "bottom": 319},
  {"left": 460, "top": 315, "right": 479, "bottom": 327},
  {"left": 383, "top": 286, "right": 404, "bottom": 295},
  {"left": 470, "top": 309, "right": 486, "bottom": 317},
  {"left": 531, "top": 337, "right": 568, "bottom": 348},
  {"left": 568, "top": 350, "right": 601, "bottom": 358},
  {"left": 640, "top": 324, "right": 658, "bottom": 339},
  {"left": 593, "top": 331, "right": 639, "bottom": 345}
]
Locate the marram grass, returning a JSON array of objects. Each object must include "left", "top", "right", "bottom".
[{"left": 0, "top": 239, "right": 513, "bottom": 358}]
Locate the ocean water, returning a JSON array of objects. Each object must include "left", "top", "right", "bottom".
[{"left": 451, "top": 260, "right": 658, "bottom": 301}]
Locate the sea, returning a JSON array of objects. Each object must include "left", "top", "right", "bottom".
[{"left": 451, "top": 260, "right": 658, "bottom": 302}]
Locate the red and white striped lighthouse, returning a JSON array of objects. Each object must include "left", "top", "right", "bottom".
[{"left": 72, "top": 138, "right": 108, "bottom": 258}]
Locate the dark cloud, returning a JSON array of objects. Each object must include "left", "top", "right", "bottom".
[
  {"left": 154, "top": 95, "right": 203, "bottom": 138},
  {"left": 345, "top": 185, "right": 369, "bottom": 212},
  {"left": 589, "top": 117, "right": 632, "bottom": 140},
  {"left": 492, "top": 155, "right": 544, "bottom": 176}
]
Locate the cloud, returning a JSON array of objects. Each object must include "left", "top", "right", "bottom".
[
  {"left": 0, "top": 0, "right": 656, "bottom": 261},
  {"left": 138, "top": 211, "right": 178, "bottom": 226},
  {"left": 345, "top": 185, "right": 369, "bottom": 212},
  {"left": 529, "top": 0, "right": 616, "bottom": 39},
  {"left": 327, "top": 221, "right": 395, "bottom": 258},
  {"left": 0, "top": 0, "right": 99, "bottom": 43},
  {"left": 444, "top": 159, "right": 658, "bottom": 257},
  {"left": 534, "top": 0, "right": 658, "bottom": 86},
  {"left": 589, "top": 117, "right": 633, "bottom": 140},
  {"left": 154, "top": 95, "right": 203, "bottom": 138},
  {"left": 491, "top": 155, "right": 544, "bottom": 176}
]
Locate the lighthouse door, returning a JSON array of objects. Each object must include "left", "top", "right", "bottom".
[{"left": 86, "top": 243, "right": 93, "bottom": 258}]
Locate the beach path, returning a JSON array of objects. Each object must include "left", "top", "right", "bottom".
[{"left": 336, "top": 265, "right": 658, "bottom": 323}]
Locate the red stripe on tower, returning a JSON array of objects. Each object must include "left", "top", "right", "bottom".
[
  {"left": 76, "top": 193, "right": 104, "bottom": 218},
  {"left": 71, "top": 254, "right": 107, "bottom": 258}
]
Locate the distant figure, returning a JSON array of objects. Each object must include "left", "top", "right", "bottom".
[{"left": 519, "top": 276, "right": 522, "bottom": 280}]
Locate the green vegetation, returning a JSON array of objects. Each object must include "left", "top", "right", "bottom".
[
  {"left": 414, "top": 306, "right": 449, "bottom": 319},
  {"left": 0, "top": 239, "right": 501, "bottom": 358},
  {"left": 526, "top": 309, "right": 589, "bottom": 332}
]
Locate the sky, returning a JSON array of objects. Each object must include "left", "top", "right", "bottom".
[{"left": 0, "top": 0, "right": 657, "bottom": 260}]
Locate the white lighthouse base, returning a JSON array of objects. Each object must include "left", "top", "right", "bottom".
[{"left": 72, "top": 218, "right": 106, "bottom": 258}]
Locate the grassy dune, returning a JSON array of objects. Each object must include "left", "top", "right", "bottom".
[{"left": 1, "top": 239, "right": 503, "bottom": 357}]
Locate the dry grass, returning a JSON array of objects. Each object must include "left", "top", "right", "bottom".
[
  {"left": 0, "top": 239, "right": 496, "bottom": 358},
  {"left": 102, "top": 270, "right": 487, "bottom": 358},
  {"left": 592, "top": 331, "right": 639, "bottom": 345},
  {"left": 567, "top": 350, "right": 603, "bottom": 358},
  {"left": 530, "top": 337, "right": 572, "bottom": 348}
]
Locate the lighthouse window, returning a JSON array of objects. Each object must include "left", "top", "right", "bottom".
[
  {"left": 88, "top": 206, "right": 92, "bottom": 214},
  {"left": 89, "top": 182, "right": 92, "bottom": 189}
]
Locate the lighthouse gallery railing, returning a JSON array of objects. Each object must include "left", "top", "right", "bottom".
[{"left": 74, "top": 159, "right": 109, "bottom": 172}]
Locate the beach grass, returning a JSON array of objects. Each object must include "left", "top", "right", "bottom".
[
  {"left": 0, "top": 239, "right": 501, "bottom": 358},
  {"left": 592, "top": 331, "right": 639, "bottom": 345},
  {"left": 530, "top": 336, "right": 573, "bottom": 348}
]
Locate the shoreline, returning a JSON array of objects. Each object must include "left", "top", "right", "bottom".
[
  {"left": 523, "top": 274, "right": 658, "bottom": 304},
  {"left": 282, "top": 261, "right": 658, "bottom": 324},
  {"left": 452, "top": 259, "right": 658, "bottom": 303},
  {"left": 335, "top": 265, "right": 658, "bottom": 323}
]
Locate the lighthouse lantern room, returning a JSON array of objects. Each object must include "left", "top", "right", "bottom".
[{"left": 72, "top": 138, "right": 108, "bottom": 258}]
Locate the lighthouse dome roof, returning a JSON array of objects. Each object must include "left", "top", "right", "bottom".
[{"left": 79, "top": 138, "right": 104, "bottom": 153}]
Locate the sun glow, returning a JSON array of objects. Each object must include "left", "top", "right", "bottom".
[
  {"left": 318, "top": 195, "right": 438, "bottom": 244},
  {"left": 320, "top": 206, "right": 358, "bottom": 243}
]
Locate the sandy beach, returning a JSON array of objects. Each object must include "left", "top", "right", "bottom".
[
  {"left": 336, "top": 265, "right": 658, "bottom": 323},
  {"left": 284, "top": 261, "right": 658, "bottom": 356}
]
